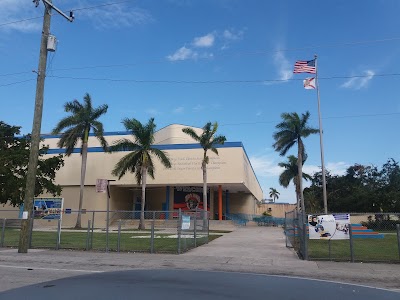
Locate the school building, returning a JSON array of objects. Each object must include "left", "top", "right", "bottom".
[{"left": 36, "top": 124, "right": 263, "bottom": 225}]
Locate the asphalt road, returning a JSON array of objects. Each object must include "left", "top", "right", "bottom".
[{"left": 0, "top": 269, "right": 398, "bottom": 300}]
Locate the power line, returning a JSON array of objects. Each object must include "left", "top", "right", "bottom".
[
  {"left": 0, "top": 79, "right": 36, "bottom": 87},
  {"left": 219, "top": 113, "right": 400, "bottom": 127},
  {"left": 46, "top": 73, "right": 400, "bottom": 84},
  {"left": 1, "top": 34, "right": 400, "bottom": 76},
  {"left": 0, "top": 0, "right": 134, "bottom": 28},
  {"left": 71, "top": 0, "right": 134, "bottom": 12},
  {"left": 0, "top": 16, "right": 43, "bottom": 28}
]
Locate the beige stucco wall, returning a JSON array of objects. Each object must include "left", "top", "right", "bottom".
[
  {"left": 0, "top": 204, "right": 20, "bottom": 219},
  {"left": 256, "top": 203, "right": 296, "bottom": 218},
  {"left": 229, "top": 193, "right": 257, "bottom": 215}
]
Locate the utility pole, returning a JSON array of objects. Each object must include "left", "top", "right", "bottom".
[{"left": 18, "top": 0, "right": 73, "bottom": 253}]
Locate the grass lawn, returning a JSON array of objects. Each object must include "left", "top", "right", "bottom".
[
  {"left": 308, "top": 234, "right": 400, "bottom": 262},
  {"left": 2, "top": 229, "right": 220, "bottom": 253}
]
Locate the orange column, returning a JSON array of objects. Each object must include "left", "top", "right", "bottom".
[{"left": 218, "top": 185, "right": 222, "bottom": 221}]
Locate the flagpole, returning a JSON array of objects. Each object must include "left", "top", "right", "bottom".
[{"left": 314, "top": 54, "right": 328, "bottom": 214}]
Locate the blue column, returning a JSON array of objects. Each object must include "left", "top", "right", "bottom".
[
  {"left": 166, "top": 186, "right": 170, "bottom": 219},
  {"left": 225, "top": 190, "right": 230, "bottom": 216}
]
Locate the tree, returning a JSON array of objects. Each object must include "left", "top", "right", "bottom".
[
  {"left": 305, "top": 160, "right": 400, "bottom": 213},
  {"left": 273, "top": 111, "right": 318, "bottom": 212},
  {"left": 110, "top": 118, "right": 171, "bottom": 230},
  {"left": 278, "top": 155, "right": 312, "bottom": 208},
  {"left": 182, "top": 122, "right": 226, "bottom": 223},
  {"left": 0, "top": 121, "right": 64, "bottom": 206},
  {"left": 269, "top": 188, "right": 280, "bottom": 202},
  {"left": 52, "top": 93, "right": 108, "bottom": 228}
]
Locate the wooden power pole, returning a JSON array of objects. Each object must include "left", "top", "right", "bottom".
[{"left": 18, "top": 0, "right": 73, "bottom": 253}]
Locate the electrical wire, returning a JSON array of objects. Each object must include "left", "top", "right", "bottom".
[
  {"left": 0, "top": 79, "right": 36, "bottom": 87},
  {"left": 46, "top": 73, "right": 400, "bottom": 84},
  {"left": 0, "top": 0, "right": 134, "bottom": 28}
]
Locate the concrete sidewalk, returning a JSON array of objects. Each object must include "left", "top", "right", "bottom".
[{"left": 0, "top": 226, "right": 399, "bottom": 292}]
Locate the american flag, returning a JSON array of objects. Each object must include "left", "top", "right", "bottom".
[{"left": 293, "top": 59, "right": 316, "bottom": 74}]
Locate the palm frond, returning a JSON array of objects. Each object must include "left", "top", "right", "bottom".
[
  {"left": 149, "top": 148, "right": 172, "bottom": 169},
  {"left": 83, "top": 93, "right": 93, "bottom": 113},
  {"left": 91, "top": 104, "right": 108, "bottom": 121},
  {"left": 111, "top": 151, "right": 141, "bottom": 180},
  {"left": 92, "top": 121, "right": 108, "bottom": 150},
  {"left": 52, "top": 115, "right": 80, "bottom": 134},
  {"left": 182, "top": 127, "right": 200, "bottom": 142},
  {"left": 64, "top": 100, "right": 83, "bottom": 114},
  {"left": 109, "top": 139, "right": 140, "bottom": 153}
]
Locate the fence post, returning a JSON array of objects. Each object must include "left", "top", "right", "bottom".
[
  {"left": 177, "top": 208, "right": 182, "bottom": 254},
  {"left": 29, "top": 217, "right": 34, "bottom": 249},
  {"left": 207, "top": 214, "right": 209, "bottom": 244},
  {"left": 1, "top": 219, "right": 6, "bottom": 248},
  {"left": 284, "top": 213, "right": 288, "bottom": 247},
  {"left": 56, "top": 218, "right": 61, "bottom": 250},
  {"left": 117, "top": 220, "right": 122, "bottom": 253},
  {"left": 91, "top": 211, "right": 95, "bottom": 250},
  {"left": 151, "top": 220, "right": 155, "bottom": 254},
  {"left": 302, "top": 213, "right": 309, "bottom": 260},
  {"left": 86, "top": 220, "right": 91, "bottom": 251},
  {"left": 396, "top": 224, "right": 400, "bottom": 261},
  {"left": 194, "top": 214, "right": 197, "bottom": 248},
  {"left": 349, "top": 224, "right": 355, "bottom": 263}
]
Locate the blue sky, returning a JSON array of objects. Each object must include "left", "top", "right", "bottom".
[{"left": 1, "top": 0, "right": 400, "bottom": 203}]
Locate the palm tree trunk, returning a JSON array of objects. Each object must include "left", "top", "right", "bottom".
[
  {"left": 202, "top": 160, "right": 208, "bottom": 224},
  {"left": 297, "top": 139, "right": 305, "bottom": 214},
  {"left": 75, "top": 137, "right": 88, "bottom": 229},
  {"left": 294, "top": 179, "right": 300, "bottom": 209},
  {"left": 139, "top": 167, "right": 147, "bottom": 230}
]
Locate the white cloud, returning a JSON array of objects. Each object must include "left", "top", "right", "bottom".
[
  {"left": 341, "top": 70, "right": 375, "bottom": 90},
  {"left": 256, "top": 110, "right": 262, "bottom": 117},
  {"left": 223, "top": 29, "right": 244, "bottom": 41},
  {"left": 326, "top": 162, "right": 350, "bottom": 175},
  {"left": 193, "top": 104, "right": 204, "bottom": 111},
  {"left": 167, "top": 46, "right": 197, "bottom": 61},
  {"left": 0, "top": 0, "right": 42, "bottom": 33},
  {"left": 77, "top": 4, "right": 153, "bottom": 29},
  {"left": 167, "top": 28, "right": 244, "bottom": 60},
  {"left": 146, "top": 108, "right": 161, "bottom": 116},
  {"left": 0, "top": 1, "right": 153, "bottom": 32},
  {"left": 303, "top": 161, "right": 350, "bottom": 176},
  {"left": 193, "top": 33, "right": 215, "bottom": 48},
  {"left": 173, "top": 106, "right": 184, "bottom": 114},
  {"left": 273, "top": 51, "right": 293, "bottom": 81},
  {"left": 249, "top": 155, "right": 283, "bottom": 177}
]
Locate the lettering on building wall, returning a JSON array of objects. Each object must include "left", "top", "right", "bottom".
[{"left": 167, "top": 156, "right": 227, "bottom": 171}]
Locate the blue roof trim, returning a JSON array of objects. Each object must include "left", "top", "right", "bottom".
[
  {"left": 45, "top": 142, "right": 243, "bottom": 154},
  {"left": 41, "top": 131, "right": 131, "bottom": 139}
]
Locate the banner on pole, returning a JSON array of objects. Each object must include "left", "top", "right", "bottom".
[
  {"left": 308, "top": 214, "right": 350, "bottom": 240},
  {"left": 96, "top": 179, "right": 108, "bottom": 193}
]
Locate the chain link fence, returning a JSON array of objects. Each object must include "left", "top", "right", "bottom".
[
  {"left": 0, "top": 209, "right": 210, "bottom": 254},
  {"left": 285, "top": 211, "right": 400, "bottom": 263}
]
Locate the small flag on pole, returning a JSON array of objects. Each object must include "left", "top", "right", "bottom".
[
  {"left": 303, "top": 77, "right": 316, "bottom": 89},
  {"left": 294, "top": 59, "right": 316, "bottom": 74}
]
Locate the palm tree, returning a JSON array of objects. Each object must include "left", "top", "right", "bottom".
[
  {"left": 182, "top": 122, "right": 226, "bottom": 222},
  {"left": 278, "top": 155, "right": 312, "bottom": 207},
  {"left": 52, "top": 93, "right": 108, "bottom": 228},
  {"left": 273, "top": 111, "right": 318, "bottom": 212},
  {"left": 109, "top": 118, "right": 171, "bottom": 230},
  {"left": 269, "top": 188, "right": 280, "bottom": 203}
]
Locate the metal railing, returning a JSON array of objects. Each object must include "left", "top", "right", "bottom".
[
  {"left": 285, "top": 211, "right": 400, "bottom": 263},
  {"left": 0, "top": 209, "right": 210, "bottom": 254}
]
